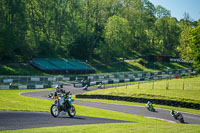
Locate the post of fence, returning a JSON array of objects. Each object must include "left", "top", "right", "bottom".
[
  {"left": 27, "top": 76, "right": 28, "bottom": 85},
  {"left": 152, "top": 80, "right": 154, "bottom": 89},
  {"left": 166, "top": 81, "right": 169, "bottom": 90},
  {"left": 138, "top": 81, "right": 140, "bottom": 89}
]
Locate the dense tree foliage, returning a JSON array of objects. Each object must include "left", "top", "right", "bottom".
[
  {"left": 190, "top": 21, "right": 200, "bottom": 71},
  {"left": 0, "top": 0, "right": 199, "bottom": 69}
]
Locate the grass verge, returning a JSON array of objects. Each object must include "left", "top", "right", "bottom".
[
  {"left": 84, "top": 77, "right": 200, "bottom": 103},
  {"left": 2, "top": 123, "right": 200, "bottom": 133}
]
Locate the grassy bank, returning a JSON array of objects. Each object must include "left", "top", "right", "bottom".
[
  {"left": 93, "top": 59, "right": 191, "bottom": 73},
  {"left": 0, "top": 63, "right": 48, "bottom": 76},
  {"left": 84, "top": 76, "right": 200, "bottom": 103},
  {"left": 0, "top": 59, "right": 191, "bottom": 76}
]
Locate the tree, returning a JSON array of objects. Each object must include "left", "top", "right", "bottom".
[
  {"left": 190, "top": 20, "right": 200, "bottom": 71},
  {"left": 155, "top": 5, "right": 171, "bottom": 19},
  {"left": 0, "top": 0, "right": 27, "bottom": 60},
  {"left": 178, "top": 18, "right": 194, "bottom": 61},
  {"left": 100, "top": 15, "right": 131, "bottom": 63},
  {"left": 154, "top": 16, "right": 181, "bottom": 56}
]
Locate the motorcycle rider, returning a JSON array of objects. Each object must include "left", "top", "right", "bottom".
[
  {"left": 98, "top": 82, "right": 102, "bottom": 89},
  {"left": 170, "top": 110, "right": 180, "bottom": 119},
  {"left": 146, "top": 101, "right": 155, "bottom": 111},
  {"left": 83, "top": 79, "right": 90, "bottom": 90},
  {"left": 170, "top": 110, "right": 184, "bottom": 123},
  {"left": 146, "top": 101, "right": 152, "bottom": 108},
  {"left": 54, "top": 85, "right": 65, "bottom": 96}
]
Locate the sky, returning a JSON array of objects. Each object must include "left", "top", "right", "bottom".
[{"left": 149, "top": 0, "right": 200, "bottom": 21}]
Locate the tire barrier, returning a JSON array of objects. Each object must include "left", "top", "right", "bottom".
[{"left": 75, "top": 94, "right": 200, "bottom": 110}]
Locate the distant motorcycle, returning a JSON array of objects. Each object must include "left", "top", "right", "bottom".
[
  {"left": 146, "top": 101, "right": 156, "bottom": 112},
  {"left": 170, "top": 110, "right": 184, "bottom": 123},
  {"left": 48, "top": 92, "right": 54, "bottom": 98},
  {"left": 83, "top": 85, "right": 88, "bottom": 90},
  {"left": 50, "top": 91, "right": 76, "bottom": 118},
  {"left": 98, "top": 83, "right": 102, "bottom": 89}
]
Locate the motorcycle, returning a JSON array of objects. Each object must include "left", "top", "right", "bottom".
[
  {"left": 170, "top": 110, "right": 184, "bottom": 123},
  {"left": 98, "top": 83, "right": 102, "bottom": 89},
  {"left": 48, "top": 92, "right": 54, "bottom": 98},
  {"left": 50, "top": 91, "right": 76, "bottom": 118},
  {"left": 146, "top": 103, "right": 156, "bottom": 112},
  {"left": 83, "top": 85, "right": 88, "bottom": 90}
]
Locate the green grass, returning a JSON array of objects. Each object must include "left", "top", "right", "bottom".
[
  {"left": 0, "top": 89, "right": 53, "bottom": 112},
  {"left": 1, "top": 89, "right": 200, "bottom": 133},
  {"left": 0, "top": 59, "right": 191, "bottom": 76},
  {"left": 93, "top": 59, "right": 191, "bottom": 73},
  {"left": 2, "top": 123, "right": 200, "bottom": 133},
  {"left": 84, "top": 76, "right": 200, "bottom": 103},
  {"left": 0, "top": 64, "right": 48, "bottom": 76}
]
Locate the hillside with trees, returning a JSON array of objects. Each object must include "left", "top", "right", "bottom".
[{"left": 0, "top": 0, "right": 199, "bottom": 70}]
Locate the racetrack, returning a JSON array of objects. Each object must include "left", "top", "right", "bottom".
[
  {"left": 21, "top": 84, "right": 200, "bottom": 125},
  {"left": 0, "top": 111, "right": 131, "bottom": 131},
  {"left": 1, "top": 83, "right": 200, "bottom": 131}
]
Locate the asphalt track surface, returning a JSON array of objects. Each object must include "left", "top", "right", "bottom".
[
  {"left": 0, "top": 84, "right": 133, "bottom": 131},
  {"left": 0, "top": 111, "right": 131, "bottom": 131},
  {"left": 1, "top": 83, "right": 200, "bottom": 130}
]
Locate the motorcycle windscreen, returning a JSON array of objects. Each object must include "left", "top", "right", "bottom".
[{"left": 68, "top": 98, "right": 72, "bottom": 104}]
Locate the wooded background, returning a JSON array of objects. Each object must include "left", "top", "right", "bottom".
[{"left": 0, "top": 0, "right": 199, "bottom": 70}]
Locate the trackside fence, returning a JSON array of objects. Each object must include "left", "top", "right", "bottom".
[{"left": 0, "top": 68, "right": 197, "bottom": 89}]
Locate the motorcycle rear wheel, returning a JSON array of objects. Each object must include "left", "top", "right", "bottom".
[
  {"left": 68, "top": 105, "right": 76, "bottom": 117},
  {"left": 178, "top": 117, "right": 184, "bottom": 123},
  {"left": 51, "top": 105, "right": 60, "bottom": 117}
]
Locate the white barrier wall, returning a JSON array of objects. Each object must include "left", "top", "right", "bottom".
[
  {"left": 63, "top": 77, "right": 70, "bottom": 81},
  {"left": 135, "top": 78, "right": 140, "bottom": 81},
  {"left": 113, "top": 79, "right": 120, "bottom": 83},
  {"left": 35, "top": 85, "right": 44, "bottom": 89},
  {"left": 74, "top": 83, "right": 83, "bottom": 87},
  {"left": 109, "top": 75, "right": 115, "bottom": 78},
  {"left": 124, "top": 79, "right": 130, "bottom": 82},
  {"left": 0, "top": 85, "right": 9, "bottom": 89},
  {"left": 3, "top": 79, "right": 13, "bottom": 83},
  {"left": 18, "top": 85, "right": 27, "bottom": 89},
  {"left": 102, "top": 80, "right": 108, "bottom": 84},
  {"left": 90, "top": 82, "right": 97, "bottom": 85},
  {"left": 31, "top": 77, "right": 40, "bottom": 81}
]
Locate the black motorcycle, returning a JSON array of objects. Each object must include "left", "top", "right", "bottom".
[
  {"left": 50, "top": 91, "right": 76, "bottom": 118},
  {"left": 170, "top": 110, "right": 184, "bottom": 123},
  {"left": 48, "top": 92, "right": 54, "bottom": 98}
]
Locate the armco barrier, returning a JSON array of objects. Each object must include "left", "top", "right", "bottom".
[{"left": 75, "top": 94, "right": 200, "bottom": 110}]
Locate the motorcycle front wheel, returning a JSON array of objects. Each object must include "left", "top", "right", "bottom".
[
  {"left": 51, "top": 105, "right": 60, "bottom": 117},
  {"left": 68, "top": 105, "right": 76, "bottom": 117}
]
